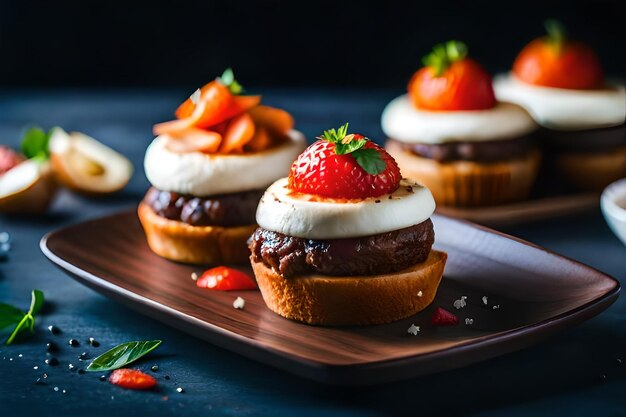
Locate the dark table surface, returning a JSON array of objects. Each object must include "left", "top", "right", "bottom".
[{"left": 1, "top": 90, "right": 625, "bottom": 417}]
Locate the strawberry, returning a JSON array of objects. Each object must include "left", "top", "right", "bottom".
[
  {"left": 0, "top": 146, "right": 25, "bottom": 175},
  {"left": 108, "top": 368, "right": 157, "bottom": 390},
  {"left": 513, "top": 20, "right": 603, "bottom": 89},
  {"left": 431, "top": 307, "right": 459, "bottom": 326},
  {"left": 288, "top": 124, "right": 401, "bottom": 199},
  {"left": 409, "top": 40, "right": 496, "bottom": 111},
  {"left": 196, "top": 266, "right": 257, "bottom": 291}
]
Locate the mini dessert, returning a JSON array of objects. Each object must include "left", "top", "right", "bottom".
[
  {"left": 139, "top": 69, "right": 306, "bottom": 264},
  {"left": 382, "top": 41, "right": 540, "bottom": 207},
  {"left": 494, "top": 20, "right": 626, "bottom": 190},
  {"left": 249, "top": 124, "right": 447, "bottom": 325}
]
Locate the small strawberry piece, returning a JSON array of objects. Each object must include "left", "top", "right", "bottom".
[
  {"left": 431, "top": 307, "right": 459, "bottom": 326},
  {"left": 0, "top": 146, "right": 25, "bottom": 175},
  {"left": 288, "top": 140, "right": 401, "bottom": 199},
  {"left": 197, "top": 266, "right": 257, "bottom": 291},
  {"left": 109, "top": 369, "right": 157, "bottom": 390}
]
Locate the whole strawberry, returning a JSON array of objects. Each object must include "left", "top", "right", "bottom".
[{"left": 288, "top": 123, "right": 401, "bottom": 199}]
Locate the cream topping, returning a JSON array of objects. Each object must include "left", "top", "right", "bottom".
[
  {"left": 255, "top": 177, "right": 435, "bottom": 239},
  {"left": 144, "top": 130, "right": 306, "bottom": 196},
  {"left": 381, "top": 94, "right": 536, "bottom": 144},
  {"left": 494, "top": 73, "right": 626, "bottom": 131}
]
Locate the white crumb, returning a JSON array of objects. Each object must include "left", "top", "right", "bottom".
[
  {"left": 417, "top": 291, "right": 423, "bottom": 297},
  {"left": 465, "top": 318, "right": 474, "bottom": 325},
  {"left": 493, "top": 305, "right": 500, "bottom": 310},
  {"left": 453, "top": 297, "right": 467, "bottom": 310},
  {"left": 233, "top": 297, "right": 246, "bottom": 310},
  {"left": 407, "top": 324, "right": 420, "bottom": 336},
  {"left": 191, "top": 272, "right": 198, "bottom": 281},
  {"left": 482, "top": 296, "right": 488, "bottom": 305}
]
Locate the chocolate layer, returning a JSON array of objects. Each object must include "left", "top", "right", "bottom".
[
  {"left": 386, "top": 134, "right": 536, "bottom": 162},
  {"left": 143, "top": 187, "right": 262, "bottom": 227},
  {"left": 249, "top": 220, "right": 435, "bottom": 278},
  {"left": 542, "top": 123, "right": 626, "bottom": 153}
]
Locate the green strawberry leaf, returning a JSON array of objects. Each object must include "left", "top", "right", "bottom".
[{"left": 352, "top": 148, "right": 386, "bottom": 175}]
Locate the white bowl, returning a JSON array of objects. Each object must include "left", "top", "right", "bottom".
[{"left": 601, "top": 178, "right": 626, "bottom": 246}]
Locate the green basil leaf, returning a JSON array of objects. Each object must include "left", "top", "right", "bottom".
[
  {"left": 352, "top": 148, "right": 386, "bottom": 175},
  {"left": 0, "top": 303, "right": 25, "bottom": 330},
  {"left": 28, "top": 289, "right": 44, "bottom": 315},
  {"left": 5, "top": 314, "right": 31, "bottom": 345},
  {"left": 86, "top": 340, "right": 162, "bottom": 372},
  {"left": 20, "top": 127, "right": 50, "bottom": 160}
]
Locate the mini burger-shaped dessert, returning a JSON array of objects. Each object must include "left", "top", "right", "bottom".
[
  {"left": 249, "top": 124, "right": 447, "bottom": 326},
  {"left": 494, "top": 21, "right": 626, "bottom": 190},
  {"left": 382, "top": 41, "right": 540, "bottom": 207},
  {"left": 139, "top": 69, "right": 306, "bottom": 264}
]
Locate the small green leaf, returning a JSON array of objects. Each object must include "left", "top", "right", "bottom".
[
  {"left": 86, "top": 340, "right": 162, "bottom": 372},
  {"left": 29, "top": 290, "right": 44, "bottom": 316},
  {"left": 5, "top": 314, "right": 31, "bottom": 345},
  {"left": 334, "top": 136, "right": 367, "bottom": 155},
  {"left": 0, "top": 304, "right": 25, "bottom": 330},
  {"left": 352, "top": 148, "right": 386, "bottom": 175},
  {"left": 218, "top": 68, "right": 244, "bottom": 95},
  {"left": 422, "top": 40, "right": 468, "bottom": 77},
  {"left": 20, "top": 127, "right": 51, "bottom": 160},
  {"left": 544, "top": 19, "right": 566, "bottom": 55},
  {"left": 320, "top": 123, "right": 349, "bottom": 144}
]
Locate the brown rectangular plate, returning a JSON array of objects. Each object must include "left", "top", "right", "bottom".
[{"left": 41, "top": 210, "right": 619, "bottom": 386}]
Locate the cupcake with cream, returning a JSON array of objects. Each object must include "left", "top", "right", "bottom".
[
  {"left": 382, "top": 41, "right": 540, "bottom": 207},
  {"left": 139, "top": 69, "right": 306, "bottom": 264},
  {"left": 249, "top": 124, "right": 447, "bottom": 325},
  {"left": 494, "top": 20, "right": 626, "bottom": 190}
]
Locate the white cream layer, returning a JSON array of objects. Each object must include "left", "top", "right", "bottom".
[
  {"left": 381, "top": 94, "right": 537, "bottom": 144},
  {"left": 144, "top": 130, "right": 306, "bottom": 196},
  {"left": 255, "top": 177, "right": 436, "bottom": 239},
  {"left": 494, "top": 73, "right": 626, "bottom": 131}
]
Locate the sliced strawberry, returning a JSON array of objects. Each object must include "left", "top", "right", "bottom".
[
  {"left": 245, "top": 127, "right": 272, "bottom": 152},
  {"left": 220, "top": 112, "right": 256, "bottom": 153},
  {"left": 0, "top": 146, "right": 25, "bottom": 175},
  {"left": 109, "top": 369, "right": 157, "bottom": 390},
  {"left": 249, "top": 105, "right": 294, "bottom": 134},
  {"left": 165, "top": 129, "right": 222, "bottom": 154},
  {"left": 196, "top": 266, "right": 257, "bottom": 291},
  {"left": 288, "top": 138, "right": 401, "bottom": 199},
  {"left": 430, "top": 307, "right": 459, "bottom": 326}
]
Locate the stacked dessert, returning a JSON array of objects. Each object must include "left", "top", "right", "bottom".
[
  {"left": 382, "top": 41, "right": 540, "bottom": 207},
  {"left": 139, "top": 69, "right": 306, "bottom": 264},
  {"left": 249, "top": 124, "right": 447, "bottom": 325},
  {"left": 494, "top": 21, "right": 626, "bottom": 190}
]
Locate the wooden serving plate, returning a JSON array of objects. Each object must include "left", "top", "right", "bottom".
[{"left": 41, "top": 210, "right": 619, "bottom": 386}]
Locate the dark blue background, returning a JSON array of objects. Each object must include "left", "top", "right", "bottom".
[
  {"left": 0, "top": 0, "right": 625, "bottom": 88},
  {"left": 1, "top": 90, "right": 625, "bottom": 416}
]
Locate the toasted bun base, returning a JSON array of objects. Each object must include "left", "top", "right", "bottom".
[
  {"left": 138, "top": 202, "right": 256, "bottom": 265},
  {"left": 386, "top": 140, "right": 541, "bottom": 207},
  {"left": 556, "top": 146, "right": 626, "bottom": 191},
  {"left": 251, "top": 250, "right": 447, "bottom": 326}
]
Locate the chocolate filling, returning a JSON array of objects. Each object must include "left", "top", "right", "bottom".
[
  {"left": 542, "top": 123, "right": 626, "bottom": 153},
  {"left": 387, "top": 134, "right": 537, "bottom": 162},
  {"left": 143, "top": 187, "right": 262, "bottom": 227},
  {"left": 248, "top": 220, "right": 435, "bottom": 278}
]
